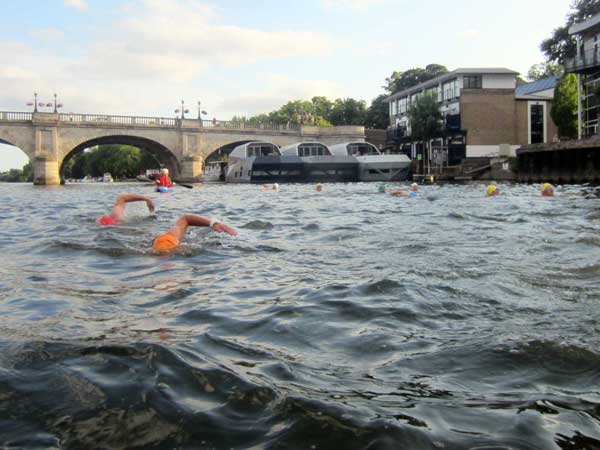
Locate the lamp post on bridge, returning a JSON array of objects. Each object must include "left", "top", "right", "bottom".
[
  {"left": 174, "top": 100, "right": 189, "bottom": 119},
  {"left": 27, "top": 93, "right": 63, "bottom": 113},
  {"left": 197, "top": 101, "right": 208, "bottom": 127}
]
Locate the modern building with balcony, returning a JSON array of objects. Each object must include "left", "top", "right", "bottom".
[
  {"left": 566, "top": 13, "right": 600, "bottom": 137},
  {"left": 385, "top": 68, "right": 558, "bottom": 164}
]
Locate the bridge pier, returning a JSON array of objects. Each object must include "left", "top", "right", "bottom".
[
  {"left": 179, "top": 156, "right": 203, "bottom": 182},
  {"left": 33, "top": 156, "right": 60, "bottom": 185}
]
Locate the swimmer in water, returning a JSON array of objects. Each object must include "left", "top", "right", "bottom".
[
  {"left": 486, "top": 184, "right": 499, "bottom": 196},
  {"left": 98, "top": 194, "right": 155, "bottom": 225},
  {"left": 316, "top": 182, "right": 323, "bottom": 192},
  {"left": 273, "top": 183, "right": 279, "bottom": 190},
  {"left": 378, "top": 183, "right": 386, "bottom": 193},
  {"left": 152, "top": 214, "right": 237, "bottom": 252},
  {"left": 541, "top": 182, "right": 554, "bottom": 197}
]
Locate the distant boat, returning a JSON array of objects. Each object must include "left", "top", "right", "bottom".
[
  {"left": 225, "top": 142, "right": 304, "bottom": 183},
  {"left": 201, "top": 161, "right": 227, "bottom": 182},
  {"left": 279, "top": 142, "right": 358, "bottom": 182},
  {"left": 102, "top": 173, "right": 114, "bottom": 183},
  {"left": 328, "top": 142, "right": 411, "bottom": 181}
]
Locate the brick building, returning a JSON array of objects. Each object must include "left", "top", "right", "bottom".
[{"left": 385, "top": 68, "right": 558, "bottom": 164}]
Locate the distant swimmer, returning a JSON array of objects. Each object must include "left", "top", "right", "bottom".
[
  {"left": 316, "top": 182, "right": 323, "bottom": 192},
  {"left": 273, "top": 183, "right": 280, "bottom": 190},
  {"left": 98, "top": 194, "right": 155, "bottom": 225},
  {"left": 390, "top": 184, "right": 417, "bottom": 197},
  {"left": 152, "top": 214, "right": 237, "bottom": 252},
  {"left": 541, "top": 183, "right": 554, "bottom": 197},
  {"left": 486, "top": 184, "right": 500, "bottom": 196},
  {"left": 378, "top": 183, "right": 386, "bottom": 193}
]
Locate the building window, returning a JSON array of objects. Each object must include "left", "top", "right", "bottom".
[
  {"left": 530, "top": 104, "right": 544, "bottom": 144},
  {"left": 463, "top": 75, "right": 482, "bottom": 89},
  {"left": 443, "top": 79, "right": 458, "bottom": 101}
]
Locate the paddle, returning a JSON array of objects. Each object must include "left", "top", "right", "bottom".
[{"left": 177, "top": 183, "right": 194, "bottom": 189}]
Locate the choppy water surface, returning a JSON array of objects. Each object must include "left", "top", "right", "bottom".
[{"left": 0, "top": 182, "right": 599, "bottom": 450}]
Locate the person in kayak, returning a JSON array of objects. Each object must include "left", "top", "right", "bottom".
[
  {"left": 156, "top": 168, "right": 175, "bottom": 188},
  {"left": 152, "top": 214, "right": 237, "bottom": 252},
  {"left": 97, "top": 194, "right": 155, "bottom": 225}
]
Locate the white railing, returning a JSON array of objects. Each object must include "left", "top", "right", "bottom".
[
  {"left": 0, "top": 111, "right": 33, "bottom": 121},
  {"left": 0, "top": 110, "right": 304, "bottom": 132}
]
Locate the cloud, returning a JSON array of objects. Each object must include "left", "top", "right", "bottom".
[
  {"left": 0, "top": 0, "right": 337, "bottom": 119},
  {"left": 320, "top": 0, "right": 388, "bottom": 10},
  {"left": 64, "top": 0, "right": 88, "bottom": 11},
  {"left": 214, "top": 75, "right": 346, "bottom": 117},
  {"left": 29, "top": 28, "right": 65, "bottom": 41},
  {"left": 457, "top": 29, "right": 480, "bottom": 40}
]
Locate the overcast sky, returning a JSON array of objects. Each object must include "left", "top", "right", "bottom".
[{"left": 1, "top": 0, "right": 571, "bottom": 170}]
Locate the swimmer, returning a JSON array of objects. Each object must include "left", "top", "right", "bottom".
[
  {"left": 316, "top": 182, "right": 323, "bottom": 192},
  {"left": 390, "top": 189, "right": 409, "bottom": 197},
  {"left": 410, "top": 183, "right": 418, "bottom": 192},
  {"left": 156, "top": 168, "right": 174, "bottom": 188},
  {"left": 541, "top": 182, "right": 554, "bottom": 197},
  {"left": 486, "top": 184, "right": 499, "bottom": 196},
  {"left": 273, "top": 183, "right": 280, "bottom": 190},
  {"left": 263, "top": 183, "right": 270, "bottom": 189},
  {"left": 152, "top": 214, "right": 237, "bottom": 252},
  {"left": 378, "top": 183, "right": 386, "bottom": 193},
  {"left": 98, "top": 194, "right": 155, "bottom": 225}
]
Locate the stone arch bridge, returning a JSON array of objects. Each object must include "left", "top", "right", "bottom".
[{"left": 0, "top": 111, "right": 365, "bottom": 184}]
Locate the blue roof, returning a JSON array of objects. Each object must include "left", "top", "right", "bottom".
[{"left": 516, "top": 76, "right": 560, "bottom": 96}]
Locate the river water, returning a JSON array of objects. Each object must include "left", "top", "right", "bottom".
[{"left": 0, "top": 182, "right": 599, "bottom": 450}]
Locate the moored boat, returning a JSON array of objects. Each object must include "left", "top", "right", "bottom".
[
  {"left": 225, "top": 142, "right": 304, "bottom": 183},
  {"left": 328, "top": 142, "right": 411, "bottom": 181},
  {"left": 201, "top": 161, "right": 227, "bottom": 182},
  {"left": 279, "top": 142, "right": 358, "bottom": 182}
]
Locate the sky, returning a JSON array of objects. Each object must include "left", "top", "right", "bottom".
[{"left": 0, "top": 0, "right": 572, "bottom": 170}]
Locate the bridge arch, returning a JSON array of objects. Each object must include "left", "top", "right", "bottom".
[
  {"left": 60, "top": 135, "right": 181, "bottom": 181},
  {"left": 204, "top": 140, "right": 258, "bottom": 163}
]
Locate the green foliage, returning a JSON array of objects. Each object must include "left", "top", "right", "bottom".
[
  {"left": 552, "top": 74, "right": 579, "bottom": 139},
  {"left": 0, "top": 161, "right": 33, "bottom": 182},
  {"left": 527, "top": 62, "right": 564, "bottom": 81},
  {"left": 329, "top": 98, "right": 367, "bottom": 126},
  {"left": 68, "top": 145, "right": 160, "bottom": 179},
  {"left": 406, "top": 94, "right": 443, "bottom": 142},
  {"left": 364, "top": 94, "right": 390, "bottom": 129},
  {"left": 384, "top": 64, "right": 449, "bottom": 94},
  {"left": 541, "top": 0, "right": 600, "bottom": 64}
]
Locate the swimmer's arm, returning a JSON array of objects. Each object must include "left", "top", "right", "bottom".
[
  {"left": 167, "top": 215, "right": 237, "bottom": 240},
  {"left": 110, "top": 194, "right": 155, "bottom": 219}
]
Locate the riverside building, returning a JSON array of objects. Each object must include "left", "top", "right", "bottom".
[
  {"left": 566, "top": 12, "right": 600, "bottom": 138},
  {"left": 385, "top": 68, "right": 558, "bottom": 165}
]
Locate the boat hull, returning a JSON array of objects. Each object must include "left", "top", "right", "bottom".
[
  {"left": 302, "top": 156, "right": 358, "bottom": 182},
  {"left": 356, "top": 155, "right": 411, "bottom": 181}
]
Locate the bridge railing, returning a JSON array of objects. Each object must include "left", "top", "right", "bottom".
[
  {"left": 201, "top": 119, "right": 300, "bottom": 131},
  {"left": 59, "top": 113, "right": 177, "bottom": 127},
  {"left": 0, "top": 111, "right": 33, "bottom": 122},
  {"left": 0, "top": 110, "right": 303, "bottom": 132}
]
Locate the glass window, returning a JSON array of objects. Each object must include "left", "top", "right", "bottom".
[
  {"left": 530, "top": 104, "right": 544, "bottom": 144},
  {"left": 463, "top": 75, "right": 482, "bottom": 89}
]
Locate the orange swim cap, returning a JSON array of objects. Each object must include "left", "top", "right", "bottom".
[
  {"left": 152, "top": 233, "right": 179, "bottom": 252},
  {"left": 98, "top": 216, "right": 117, "bottom": 226}
]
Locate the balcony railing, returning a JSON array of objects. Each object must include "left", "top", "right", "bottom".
[{"left": 565, "top": 47, "right": 600, "bottom": 73}]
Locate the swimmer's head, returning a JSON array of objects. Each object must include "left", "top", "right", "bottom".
[
  {"left": 98, "top": 216, "right": 117, "bottom": 226},
  {"left": 273, "top": 183, "right": 279, "bottom": 190},
  {"left": 378, "top": 183, "right": 386, "bottom": 193},
  {"left": 152, "top": 233, "right": 179, "bottom": 252},
  {"left": 541, "top": 182, "right": 554, "bottom": 196},
  {"left": 486, "top": 184, "right": 499, "bottom": 196},
  {"left": 316, "top": 182, "right": 323, "bottom": 191},
  {"left": 410, "top": 183, "right": 418, "bottom": 192},
  {"left": 263, "top": 183, "right": 269, "bottom": 189}
]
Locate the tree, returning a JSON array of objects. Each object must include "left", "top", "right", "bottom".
[
  {"left": 551, "top": 73, "right": 579, "bottom": 139},
  {"left": 329, "top": 98, "right": 367, "bottom": 126},
  {"left": 384, "top": 64, "right": 449, "bottom": 94},
  {"left": 527, "top": 62, "right": 564, "bottom": 81},
  {"left": 364, "top": 94, "right": 390, "bottom": 129},
  {"left": 541, "top": 0, "right": 600, "bottom": 64},
  {"left": 406, "top": 94, "right": 443, "bottom": 174}
]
